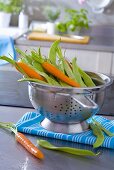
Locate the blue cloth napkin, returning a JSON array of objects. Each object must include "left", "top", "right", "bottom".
[
  {"left": 16, "top": 111, "right": 114, "bottom": 149},
  {"left": 0, "top": 36, "right": 16, "bottom": 65}
]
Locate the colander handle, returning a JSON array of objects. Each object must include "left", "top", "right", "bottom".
[
  {"left": 71, "top": 95, "right": 98, "bottom": 110},
  {"left": 56, "top": 92, "right": 98, "bottom": 110}
]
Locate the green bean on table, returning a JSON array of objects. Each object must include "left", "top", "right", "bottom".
[
  {"left": 37, "top": 140, "right": 100, "bottom": 157},
  {"left": 90, "top": 123, "right": 104, "bottom": 148},
  {"left": 93, "top": 119, "right": 114, "bottom": 137}
]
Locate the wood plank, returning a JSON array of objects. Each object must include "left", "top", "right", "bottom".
[{"left": 27, "top": 32, "right": 90, "bottom": 44}]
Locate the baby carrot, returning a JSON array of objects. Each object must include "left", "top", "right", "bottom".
[
  {"left": 16, "top": 61, "right": 45, "bottom": 81},
  {"left": 42, "top": 61, "right": 80, "bottom": 87},
  {"left": 15, "top": 132, "right": 44, "bottom": 160},
  {"left": 0, "top": 122, "right": 44, "bottom": 160},
  {"left": 0, "top": 56, "right": 45, "bottom": 82}
]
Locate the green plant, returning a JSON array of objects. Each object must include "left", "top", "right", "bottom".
[
  {"left": 0, "top": 0, "right": 23, "bottom": 13},
  {"left": 56, "top": 8, "right": 90, "bottom": 33},
  {"left": 43, "top": 6, "right": 60, "bottom": 22}
]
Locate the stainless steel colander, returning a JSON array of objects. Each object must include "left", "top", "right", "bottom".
[{"left": 28, "top": 72, "right": 112, "bottom": 134}]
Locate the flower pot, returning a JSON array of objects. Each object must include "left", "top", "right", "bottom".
[
  {"left": 0, "top": 12, "right": 11, "bottom": 28},
  {"left": 46, "top": 22, "right": 55, "bottom": 35}
]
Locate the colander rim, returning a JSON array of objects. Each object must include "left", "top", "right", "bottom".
[{"left": 28, "top": 71, "right": 113, "bottom": 91}]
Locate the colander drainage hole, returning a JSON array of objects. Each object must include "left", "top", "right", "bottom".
[{"left": 54, "top": 106, "right": 57, "bottom": 108}]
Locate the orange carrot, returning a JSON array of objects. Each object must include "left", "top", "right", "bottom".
[
  {"left": 42, "top": 62, "right": 80, "bottom": 87},
  {"left": 16, "top": 132, "right": 44, "bottom": 160},
  {"left": 17, "top": 61, "right": 45, "bottom": 81},
  {"left": 0, "top": 122, "right": 44, "bottom": 160}
]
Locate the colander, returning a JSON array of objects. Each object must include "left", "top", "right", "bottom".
[{"left": 28, "top": 72, "right": 112, "bottom": 134}]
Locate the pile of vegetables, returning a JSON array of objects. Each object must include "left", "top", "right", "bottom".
[{"left": 0, "top": 40, "right": 95, "bottom": 88}]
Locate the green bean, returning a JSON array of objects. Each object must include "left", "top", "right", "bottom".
[
  {"left": 18, "top": 78, "right": 48, "bottom": 84},
  {"left": 57, "top": 47, "right": 75, "bottom": 80},
  {"left": 90, "top": 123, "right": 104, "bottom": 148},
  {"left": 0, "top": 56, "right": 16, "bottom": 65},
  {"left": 57, "top": 59, "right": 65, "bottom": 73},
  {"left": 37, "top": 47, "right": 42, "bottom": 56},
  {"left": 37, "top": 140, "right": 100, "bottom": 156},
  {"left": 16, "top": 47, "right": 27, "bottom": 58},
  {"left": 48, "top": 75, "right": 61, "bottom": 86},
  {"left": 31, "top": 51, "right": 40, "bottom": 61},
  {"left": 93, "top": 119, "right": 114, "bottom": 137},
  {"left": 32, "top": 61, "right": 45, "bottom": 72},
  {"left": 0, "top": 56, "right": 28, "bottom": 77},
  {"left": 78, "top": 67, "right": 96, "bottom": 87},
  {"left": 48, "top": 40, "right": 60, "bottom": 66},
  {"left": 21, "top": 55, "right": 33, "bottom": 65},
  {"left": 72, "top": 57, "right": 86, "bottom": 87},
  {"left": 59, "top": 80, "right": 71, "bottom": 87}
]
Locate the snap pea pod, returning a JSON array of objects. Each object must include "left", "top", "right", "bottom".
[
  {"left": 37, "top": 140, "right": 100, "bottom": 156},
  {"left": 58, "top": 80, "right": 71, "bottom": 87},
  {"left": 30, "top": 50, "right": 44, "bottom": 64},
  {"left": 0, "top": 56, "right": 28, "bottom": 77},
  {"left": 72, "top": 57, "right": 86, "bottom": 87},
  {"left": 78, "top": 67, "right": 96, "bottom": 87},
  {"left": 93, "top": 119, "right": 114, "bottom": 137},
  {"left": 48, "top": 40, "right": 60, "bottom": 66},
  {"left": 16, "top": 47, "right": 28, "bottom": 58},
  {"left": 31, "top": 51, "right": 40, "bottom": 62},
  {"left": 90, "top": 123, "right": 104, "bottom": 148},
  {"left": 18, "top": 78, "right": 48, "bottom": 84},
  {"left": 32, "top": 61, "right": 45, "bottom": 72},
  {"left": 21, "top": 55, "right": 33, "bottom": 65},
  {"left": 37, "top": 47, "right": 42, "bottom": 56},
  {"left": 48, "top": 75, "right": 61, "bottom": 86},
  {"left": 57, "top": 47, "right": 75, "bottom": 80},
  {"left": 57, "top": 59, "right": 65, "bottom": 74},
  {"left": 34, "top": 70, "right": 59, "bottom": 86}
]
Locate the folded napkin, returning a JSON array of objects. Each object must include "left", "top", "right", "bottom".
[
  {"left": 0, "top": 36, "right": 16, "bottom": 65},
  {"left": 16, "top": 111, "right": 114, "bottom": 149}
]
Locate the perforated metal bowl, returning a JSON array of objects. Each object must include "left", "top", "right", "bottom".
[{"left": 28, "top": 72, "right": 112, "bottom": 134}]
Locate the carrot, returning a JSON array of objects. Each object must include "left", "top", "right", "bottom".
[
  {"left": 42, "top": 61, "right": 80, "bottom": 87},
  {"left": 17, "top": 61, "right": 45, "bottom": 81},
  {"left": 0, "top": 122, "right": 44, "bottom": 160},
  {"left": 0, "top": 56, "right": 45, "bottom": 82},
  {"left": 16, "top": 132, "right": 44, "bottom": 160}
]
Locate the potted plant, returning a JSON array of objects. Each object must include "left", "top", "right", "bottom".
[
  {"left": 56, "top": 8, "right": 91, "bottom": 34},
  {"left": 0, "top": 0, "right": 23, "bottom": 28},
  {"left": 43, "top": 5, "right": 60, "bottom": 34}
]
